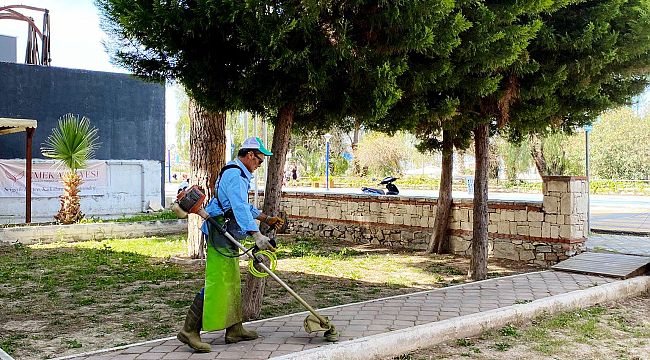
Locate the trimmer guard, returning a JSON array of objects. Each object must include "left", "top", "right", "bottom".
[{"left": 303, "top": 314, "right": 333, "bottom": 333}]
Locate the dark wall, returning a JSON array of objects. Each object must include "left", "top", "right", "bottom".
[{"left": 0, "top": 62, "right": 165, "bottom": 161}]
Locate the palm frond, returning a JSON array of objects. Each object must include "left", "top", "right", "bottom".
[{"left": 41, "top": 114, "right": 100, "bottom": 172}]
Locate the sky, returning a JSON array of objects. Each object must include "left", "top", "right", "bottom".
[{"left": 0, "top": 0, "right": 180, "bottom": 145}]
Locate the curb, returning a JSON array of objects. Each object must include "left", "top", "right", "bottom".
[
  {"left": 0, "top": 348, "right": 15, "bottom": 360},
  {"left": 0, "top": 219, "right": 187, "bottom": 245},
  {"left": 272, "top": 276, "right": 650, "bottom": 360},
  {"left": 591, "top": 228, "right": 650, "bottom": 237}
]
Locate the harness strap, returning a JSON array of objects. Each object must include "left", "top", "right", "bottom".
[{"left": 215, "top": 164, "right": 247, "bottom": 213}]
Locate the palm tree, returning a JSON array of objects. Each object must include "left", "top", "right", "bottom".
[{"left": 42, "top": 114, "right": 99, "bottom": 224}]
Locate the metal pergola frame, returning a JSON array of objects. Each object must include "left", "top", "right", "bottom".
[{"left": 0, "top": 118, "right": 37, "bottom": 223}]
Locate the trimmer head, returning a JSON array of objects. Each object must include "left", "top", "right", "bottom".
[{"left": 304, "top": 314, "right": 339, "bottom": 342}]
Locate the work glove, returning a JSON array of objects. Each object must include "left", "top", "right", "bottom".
[
  {"left": 265, "top": 216, "right": 285, "bottom": 229},
  {"left": 252, "top": 232, "right": 276, "bottom": 252}
]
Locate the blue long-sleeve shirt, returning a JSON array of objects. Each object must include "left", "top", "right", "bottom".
[{"left": 201, "top": 159, "right": 261, "bottom": 237}]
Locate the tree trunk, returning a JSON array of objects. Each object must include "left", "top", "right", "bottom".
[
  {"left": 529, "top": 133, "right": 547, "bottom": 176},
  {"left": 469, "top": 123, "right": 489, "bottom": 280},
  {"left": 242, "top": 103, "right": 294, "bottom": 320},
  {"left": 187, "top": 98, "right": 227, "bottom": 259},
  {"left": 352, "top": 119, "right": 361, "bottom": 149},
  {"left": 457, "top": 150, "right": 466, "bottom": 175},
  {"left": 427, "top": 130, "right": 453, "bottom": 254}
]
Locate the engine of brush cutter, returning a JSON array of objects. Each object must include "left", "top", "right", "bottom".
[{"left": 176, "top": 185, "right": 206, "bottom": 214}]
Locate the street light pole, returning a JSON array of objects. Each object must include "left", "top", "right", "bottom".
[
  {"left": 167, "top": 147, "right": 171, "bottom": 183},
  {"left": 584, "top": 124, "right": 592, "bottom": 234},
  {"left": 324, "top": 133, "right": 332, "bottom": 190},
  {"left": 585, "top": 125, "right": 592, "bottom": 236}
]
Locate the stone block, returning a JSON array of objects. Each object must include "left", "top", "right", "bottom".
[
  {"left": 560, "top": 193, "right": 573, "bottom": 215},
  {"left": 545, "top": 253, "right": 559, "bottom": 262},
  {"left": 316, "top": 207, "right": 327, "bottom": 218},
  {"left": 550, "top": 225, "right": 559, "bottom": 239},
  {"left": 515, "top": 210, "right": 528, "bottom": 222},
  {"left": 545, "top": 214, "right": 557, "bottom": 224},
  {"left": 453, "top": 209, "right": 469, "bottom": 222},
  {"left": 569, "top": 180, "right": 585, "bottom": 193},
  {"left": 489, "top": 212, "right": 500, "bottom": 222},
  {"left": 536, "top": 245, "right": 552, "bottom": 253},
  {"left": 517, "top": 225, "right": 529, "bottom": 236},
  {"left": 501, "top": 211, "right": 515, "bottom": 221},
  {"left": 327, "top": 206, "right": 342, "bottom": 219},
  {"left": 565, "top": 214, "right": 581, "bottom": 225},
  {"left": 547, "top": 180, "right": 567, "bottom": 192},
  {"left": 575, "top": 195, "right": 588, "bottom": 214},
  {"left": 529, "top": 226, "right": 541, "bottom": 237},
  {"left": 498, "top": 221, "right": 510, "bottom": 234},
  {"left": 559, "top": 224, "right": 572, "bottom": 239},
  {"left": 449, "top": 221, "right": 461, "bottom": 230},
  {"left": 385, "top": 213, "right": 395, "bottom": 224},
  {"left": 510, "top": 222, "right": 518, "bottom": 235},
  {"left": 519, "top": 250, "right": 535, "bottom": 261},
  {"left": 528, "top": 212, "right": 544, "bottom": 222},
  {"left": 543, "top": 196, "right": 560, "bottom": 214},
  {"left": 450, "top": 237, "right": 471, "bottom": 254},
  {"left": 493, "top": 241, "right": 519, "bottom": 261},
  {"left": 461, "top": 221, "right": 472, "bottom": 231},
  {"left": 488, "top": 224, "right": 498, "bottom": 233}
]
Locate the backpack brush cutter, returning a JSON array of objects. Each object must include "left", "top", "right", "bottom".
[{"left": 171, "top": 185, "right": 339, "bottom": 342}]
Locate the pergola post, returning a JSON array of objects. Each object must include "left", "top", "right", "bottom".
[
  {"left": 0, "top": 118, "right": 38, "bottom": 224},
  {"left": 26, "top": 127, "right": 34, "bottom": 223}
]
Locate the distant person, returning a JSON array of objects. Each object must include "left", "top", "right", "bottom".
[
  {"left": 177, "top": 174, "right": 189, "bottom": 194},
  {"left": 291, "top": 165, "right": 298, "bottom": 183},
  {"left": 172, "top": 173, "right": 178, "bottom": 181}
]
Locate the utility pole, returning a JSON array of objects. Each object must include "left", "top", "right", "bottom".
[{"left": 584, "top": 124, "right": 592, "bottom": 234}]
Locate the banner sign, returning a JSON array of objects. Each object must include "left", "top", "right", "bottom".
[{"left": 0, "top": 160, "right": 108, "bottom": 198}]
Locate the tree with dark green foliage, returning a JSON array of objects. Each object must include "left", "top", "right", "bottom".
[
  {"left": 97, "top": 0, "right": 464, "bottom": 318},
  {"left": 364, "top": 1, "right": 564, "bottom": 279},
  {"left": 504, "top": 0, "right": 650, "bottom": 174}
]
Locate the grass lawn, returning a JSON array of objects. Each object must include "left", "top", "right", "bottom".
[
  {"left": 0, "top": 234, "right": 536, "bottom": 359},
  {"left": 391, "top": 294, "right": 650, "bottom": 360}
]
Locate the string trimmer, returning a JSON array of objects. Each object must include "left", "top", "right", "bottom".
[{"left": 171, "top": 185, "right": 339, "bottom": 342}]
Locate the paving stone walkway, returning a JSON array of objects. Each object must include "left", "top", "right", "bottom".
[
  {"left": 587, "top": 233, "right": 650, "bottom": 257},
  {"left": 59, "top": 271, "right": 615, "bottom": 360}
]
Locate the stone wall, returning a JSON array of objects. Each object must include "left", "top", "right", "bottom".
[{"left": 260, "top": 176, "right": 587, "bottom": 266}]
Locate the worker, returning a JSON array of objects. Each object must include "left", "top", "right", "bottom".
[{"left": 177, "top": 137, "right": 285, "bottom": 352}]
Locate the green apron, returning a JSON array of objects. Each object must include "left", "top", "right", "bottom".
[{"left": 202, "top": 217, "right": 245, "bottom": 331}]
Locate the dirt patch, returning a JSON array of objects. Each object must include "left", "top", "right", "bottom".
[{"left": 392, "top": 294, "right": 650, "bottom": 360}]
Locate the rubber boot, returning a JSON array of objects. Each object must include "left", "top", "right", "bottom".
[
  {"left": 225, "top": 322, "right": 258, "bottom": 344},
  {"left": 177, "top": 293, "right": 211, "bottom": 352}
]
